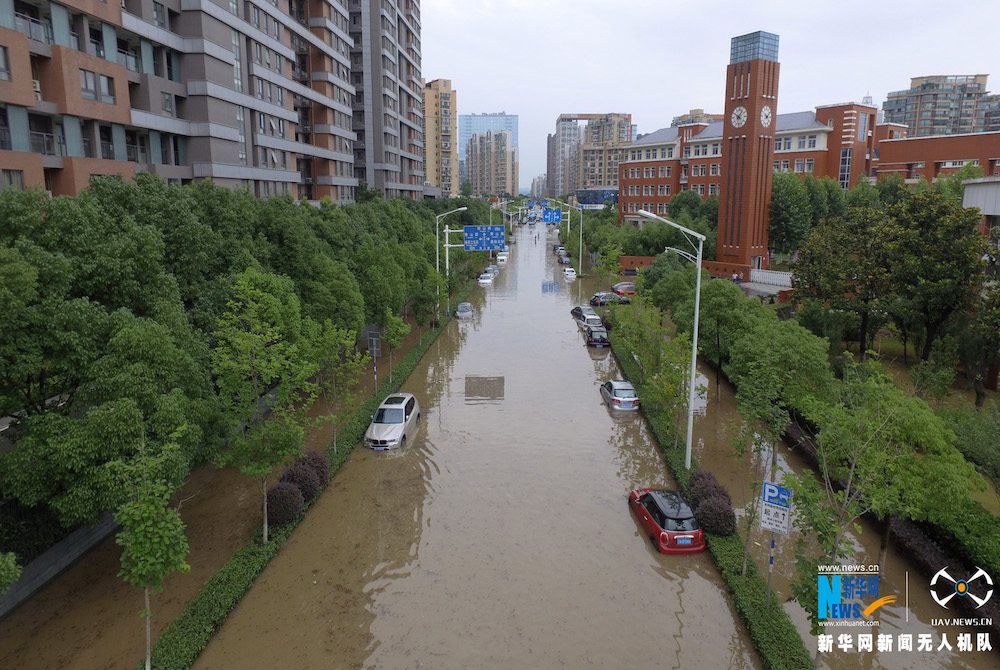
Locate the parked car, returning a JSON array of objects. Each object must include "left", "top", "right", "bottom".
[
  {"left": 558, "top": 254, "right": 572, "bottom": 265},
  {"left": 570, "top": 304, "right": 598, "bottom": 320},
  {"left": 600, "top": 380, "right": 639, "bottom": 410},
  {"left": 552, "top": 243, "right": 561, "bottom": 253},
  {"left": 612, "top": 281, "right": 636, "bottom": 297},
  {"left": 564, "top": 267, "right": 577, "bottom": 280},
  {"left": 487, "top": 264, "right": 500, "bottom": 275},
  {"left": 497, "top": 251, "right": 509, "bottom": 263},
  {"left": 455, "top": 302, "right": 474, "bottom": 319},
  {"left": 478, "top": 272, "right": 494, "bottom": 285},
  {"left": 576, "top": 313, "right": 604, "bottom": 330},
  {"left": 628, "top": 488, "right": 706, "bottom": 554},
  {"left": 584, "top": 325, "right": 610, "bottom": 347},
  {"left": 555, "top": 245, "right": 566, "bottom": 255},
  {"left": 590, "top": 291, "right": 631, "bottom": 306},
  {"left": 364, "top": 393, "right": 420, "bottom": 451}
]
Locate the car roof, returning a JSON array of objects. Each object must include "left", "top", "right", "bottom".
[
  {"left": 647, "top": 490, "right": 695, "bottom": 519},
  {"left": 379, "top": 393, "right": 413, "bottom": 407},
  {"left": 608, "top": 380, "right": 635, "bottom": 391}
]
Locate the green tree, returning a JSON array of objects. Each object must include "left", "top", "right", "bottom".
[
  {"left": 115, "top": 480, "right": 190, "bottom": 670},
  {"left": 1, "top": 552, "right": 21, "bottom": 593},
  {"left": 934, "top": 162, "right": 984, "bottom": 204},
  {"left": 667, "top": 190, "right": 702, "bottom": 221},
  {"left": 460, "top": 181, "right": 473, "bottom": 197},
  {"left": 356, "top": 182, "right": 382, "bottom": 203},
  {"left": 821, "top": 177, "right": 848, "bottom": 219},
  {"left": 794, "top": 206, "right": 898, "bottom": 358},
  {"left": 700, "top": 195, "right": 720, "bottom": 230},
  {"left": 384, "top": 308, "right": 411, "bottom": 384},
  {"left": 888, "top": 190, "right": 988, "bottom": 360},
  {"left": 803, "top": 175, "right": 830, "bottom": 226},
  {"left": 874, "top": 174, "right": 911, "bottom": 208},
  {"left": 769, "top": 172, "right": 814, "bottom": 254},
  {"left": 846, "top": 178, "right": 881, "bottom": 209}
]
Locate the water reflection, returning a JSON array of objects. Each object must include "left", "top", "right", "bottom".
[{"left": 463, "top": 375, "right": 505, "bottom": 404}]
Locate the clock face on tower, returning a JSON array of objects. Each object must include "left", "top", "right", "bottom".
[
  {"left": 731, "top": 106, "right": 748, "bottom": 128},
  {"left": 760, "top": 105, "right": 772, "bottom": 128}
]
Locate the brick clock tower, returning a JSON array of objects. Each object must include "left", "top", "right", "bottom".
[{"left": 717, "top": 31, "right": 780, "bottom": 270}]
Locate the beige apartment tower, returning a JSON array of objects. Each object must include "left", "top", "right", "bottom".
[
  {"left": 467, "top": 129, "right": 517, "bottom": 197},
  {"left": 423, "top": 78, "right": 457, "bottom": 196}
]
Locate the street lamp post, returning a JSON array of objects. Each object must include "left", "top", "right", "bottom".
[
  {"left": 638, "top": 209, "right": 705, "bottom": 471},
  {"left": 435, "top": 207, "right": 467, "bottom": 318}
]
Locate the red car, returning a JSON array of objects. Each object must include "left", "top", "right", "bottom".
[
  {"left": 612, "top": 281, "right": 636, "bottom": 297},
  {"left": 628, "top": 488, "right": 705, "bottom": 554}
]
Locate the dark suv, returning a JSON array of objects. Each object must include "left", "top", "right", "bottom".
[{"left": 584, "top": 325, "right": 610, "bottom": 348}]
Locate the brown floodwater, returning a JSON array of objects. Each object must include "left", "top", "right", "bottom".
[{"left": 194, "top": 224, "right": 761, "bottom": 669}]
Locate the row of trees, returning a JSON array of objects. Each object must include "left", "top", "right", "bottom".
[
  {"left": 643, "top": 269, "right": 984, "bottom": 633},
  {"left": 0, "top": 176, "right": 488, "bottom": 664}
]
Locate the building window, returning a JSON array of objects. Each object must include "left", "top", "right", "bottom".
[
  {"left": 808, "top": 135, "right": 817, "bottom": 148},
  {"left": 80, "top": 69, "right": 97, "bottom": 99},
  {"left": 0, "top": 169, "right": 24, "bottom": 192},
  {"left": 797, "top": 136, "right": 806, "bottom": 149},
  {"left": 710, "top": 163, "right": 720, "bottom": 176},
  {"left": 805, "top": 158, "right": 814, "bottom": 173},
  {"left": 709, "top": 184, "right": 718, "bottom": 195},
  {"left": 795, "top": 159, "right": 804, "bottom": 173},
  {"left": 99, "top": 75, "right": 115, "bottom": 104},
  {"left": 153, "top": 2, "right": 167, "bottom": 28},
  {"left": 232, "top": 31, "right": 243, "bottom": 92},
  {"left": 0, "top": 47, "right": 10, "bottom": 81},
  {"left": 781, "top": 160, "right": 790, "bottom": 172},
  {"left": 236, "top": 107, "right": 247, "bottom": 165},
  {"left": 782, "top": 137, "right": 791, "bottom": 151},
  {"left": 774, "top": 138, "right": 781, "bottom": 152},
  {"left": 667, "top": 147, "right": 673, "bottom": 158},
  {"left": 161, "top": 92, "right": 174, "bottom": 116},
  {"left": 773, "top": 160, "right": 780, "bottom": 172},
  {"left": 839, "top": 148, "right": 852, "bottom": 188}
]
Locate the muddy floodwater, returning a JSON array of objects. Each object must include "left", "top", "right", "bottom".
[{"left": 194, "top": 226, "right": 761, "bottom": 669}]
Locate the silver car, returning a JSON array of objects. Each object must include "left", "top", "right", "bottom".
[
  {"left": 364, "top": 393, "right": 421, "bottom": 450},
  {"left": 600, "top": 381, "right": 640, "bottom": 411}
]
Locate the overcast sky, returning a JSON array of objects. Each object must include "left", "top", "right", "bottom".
[{"left": 421, "top": 0, "right": 1000, "bottom": 190}]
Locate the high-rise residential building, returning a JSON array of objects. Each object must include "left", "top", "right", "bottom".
[
  {"left": 530, "top": 174, "right": 545, "bottom": 198},
  {"left": 423, "top": 79, "right": 457, "bottom": 196},
  {"left": 467, "top": 129, "right": 517, "bottom": 197},
  {"left": 0, "top": 0, "right": 359, "bottom": 199},
  {"left": 579, "top": 113, "right": 632, "bottom": 189},
  {"left": 0, "top": 0, "right": 426, "bottom": 202},
  {"left": 349, "top": 0, "right": 424, "bottom": 200},
  {"left": 457, "top": 112, "right": 517, "bottom": 185},
  {"left": 545, "top": 133, "right": 556, "bottom": 196},
  {"left": 883, "top": 74, "right": 1000, "bottom": 137}
]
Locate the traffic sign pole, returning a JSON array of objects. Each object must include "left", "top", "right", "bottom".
[{"left": 766, "top": 533, "right": 775, "bottom": 604}]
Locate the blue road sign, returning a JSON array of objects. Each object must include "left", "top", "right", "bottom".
[
  {"left": 761, "top": 481, "right": 792, "bottom": 508},
  {"left": 541, "top": 208, "right": 563, "bottom": 223},
  {"left": 552, "top": 209, "right": 562, "bottom": 223},
  {"left": 528, "top": 200, "right": 535, "bottom": 208},
  {"left": 542, "top": 209, "right": 551, "bottom": 223},
  {"left": 463, "top": 225, "right": 506, "bottom": 251}
]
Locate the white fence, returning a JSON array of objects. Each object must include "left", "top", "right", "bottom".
[{"left": 749, "top": 269, "right": 793, "bottom": 288}]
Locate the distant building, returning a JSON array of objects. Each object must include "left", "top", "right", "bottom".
[
  {"left": 467, "top": 130, "right": 517, "bottom": 197},
  {"left": 423, "top": 79, "right": 458, "bottom": 196},
  {"left": 671, "top": 109, "right": 724, "bottom": 127},
  {"left": 531, "top": 174, "right": 546, "bottom": 198},
  {"left": 883, "top": 75, "right": 1000, "bottom": 137},
  {"left": 458, "top": 112, "right": 518, "bottom": 185},
  {"left": 548, "top": 113, "right": 632, "bottom": 196}
]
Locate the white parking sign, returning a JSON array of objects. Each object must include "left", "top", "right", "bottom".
[{"left": 760, "top": 481, "right": 792, "bottom": 535}]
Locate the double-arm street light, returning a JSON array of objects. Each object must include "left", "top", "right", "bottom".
[
  {"left": 638, "top": 209, "right": 705, "bottom": 471},
  {"left": 436, "top": 207, "right": 467, "bottom": 316}
]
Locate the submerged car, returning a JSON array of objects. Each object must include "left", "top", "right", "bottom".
[
  {"left": 584, "top": 325, "right": 610, "bottom": 347},
  {"left": 600, "top": 380, "right": 639, "bottom": 410},
  {"left": 612, "top": 281, "right": 636, "bottom": 297},
  {"left": 590, "top": 291, "right": 631, "bottom": 306},
  {"left": 364, "top": 393, "right": 420, "bottom": 451},
  {"left": 455, "top": 302, "right": 474, "bottom": 319},
  {"left": 564, "top": 267, "right": 577, "bottom": 280},
  {"left": 570, "top": 304, "right": 597, "bottom": 320},
  {"left": 477, "top": 272, "right": 494, "bottom": 285},
  {"left": 629, "top": 488, "right": 706, "bottom": 554}
]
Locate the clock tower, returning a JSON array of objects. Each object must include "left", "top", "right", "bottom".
[{"left": 717, "top": 31, "right": 780, "bottom": 270}]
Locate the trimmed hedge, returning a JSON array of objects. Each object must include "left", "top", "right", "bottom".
[
  {"left": 146, "top": 287, "right": 473, "bottom": 670},
  {"left": 611, "top": 336, "right": 814, "bottom": 670},
  {"left": 696, "top": 495, "right": 737, "bottom": 537},
  {"left": 281, "top": 463, "right": 321, "bottom": 502},
  {"left": 266, "top": 482, "right": 305, "bottom": 526},
  {"left": 297, "top": 451, "right": 330, "bottom": 485}
]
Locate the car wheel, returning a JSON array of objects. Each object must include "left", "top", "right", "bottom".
[{"left": 401, "top": 436, "right": 407, "bottom": 448}]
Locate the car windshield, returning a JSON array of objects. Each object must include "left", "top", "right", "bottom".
[
  {"left": 374, "top": 407, "right": 405, "bottom": 424},
  {"left": 613, "top": 388, "right": 635, "bottom": 398},
  {"left": 665, "top": 516, "right": 699, "bottom": 532}
]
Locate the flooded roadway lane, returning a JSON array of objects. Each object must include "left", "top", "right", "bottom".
[{"left": 194, "top": 225, "right": 760, "bottom": 669}]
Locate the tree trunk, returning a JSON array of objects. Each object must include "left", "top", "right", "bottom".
[
  {"left": 900, "top": 328, "right": 909, "bottom": 365},
  {"left": 974, "top": 376, "right": 986, "bottom": 410},
  {"left": 144, "top": 586, "right": 152, "bottom": 670},
  {"left": 261, "top": 477, "right": 269, "bottom": 544},
  {"left": 858, "top": 310, "right": 870, "bottom": 361}
]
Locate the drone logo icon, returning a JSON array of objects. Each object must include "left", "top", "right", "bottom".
[{"left": 930, "top": 567, "right": 994, "bottom": 609}]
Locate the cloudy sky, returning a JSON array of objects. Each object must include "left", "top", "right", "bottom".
[{"left": 421, "top": 0, "right": 1000, "bottom": 190}]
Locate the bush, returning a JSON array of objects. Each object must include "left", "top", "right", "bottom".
[
  {"left": 266, "top": 482, "right": 304, "bottom": 527},
  {"left": 297, "top": 451, "right": 330, "bottom": 485},
  {"left": 687, "top": 469, "right": 715, "bottom": 492},
  {"left": 696, "top": 494, "right": 737, "bottom": 536},
  {"left": 281, "top": 463, "right": 321, "bottom": 502},
  {"left": 689, "top": 477, "right": 732, "bottom": 509}
]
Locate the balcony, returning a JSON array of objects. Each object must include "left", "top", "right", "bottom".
[
  {"left": 15, "top": 13, "right": 53, "bottom": 44},
  {"left": 126, "top": 143, "right": 147, "bottom": 163},
  {"left": 30, "top": 131, "right": 62, "bottom": 156},
  {"left": 101, "top": 141, "right": 114, "bottom": 160},
  {"left": 82, "top": 138, "right": 95, "bottom": 158},
  {"left": 90, "top": 38, "right": 104, "bottom": 58},
  {"left": 118, "top": 50, "right": 141, "bottom": 73}
]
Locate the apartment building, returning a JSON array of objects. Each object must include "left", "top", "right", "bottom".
[
  {"left": 0, "top": 0, "right": 366, "bottom": 200},
  {"left": 422, "top": 77, "right": 455, "bottom": 195},
  {"left": 530, "top": 173, "right": 544, "bottom": 198},
  {"left": 466, "top": 129, "right": 516, "bottom": 197},
  {"left": 579, "top": 112, "right": 631, "bottom": 190},
  {"left": 348, "top": 0, "right": 423, "bottom": 200},
  {"left": 883, "top": 74, "right": 1000, "bottom": 137},
  {"left": 457, "top": 111, "right": 517, "bottom": 185}
]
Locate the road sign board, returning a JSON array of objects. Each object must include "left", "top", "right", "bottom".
[
  {"left": 760, "top": 480, "right": 792, "bottom": 535},
  {"left": 463, "top": 225, "right": 506, "bottom": 251},
  {"left": 541, "top": 208, "right": 562, "bottom": 223}
]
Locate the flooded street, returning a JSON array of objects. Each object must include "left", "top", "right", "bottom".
[{"left": 194, "top": 226, "right": 760, "bottom": 669}]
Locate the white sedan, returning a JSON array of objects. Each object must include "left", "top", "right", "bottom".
[{"left": 563, "top": 267, "right": 577, "bottom": 281}]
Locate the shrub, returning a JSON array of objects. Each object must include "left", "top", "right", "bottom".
[
  {"left": 689, "top": 477, "right": 732, "bottom": 509},
  {"left": 297, "top": 451, "right": 330, "bottom": 486},
  {"left": 687, "top": 469, "right": 715, "bottom": 493},
  {"left": 281, "top": 463, "right": 321, "bottom": 502},
  {"left": 266, "top": 482, "right": 304, "bottom": 527},
  {"left": 696, "top": 494, "right": 737, "bottom": 536}
]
